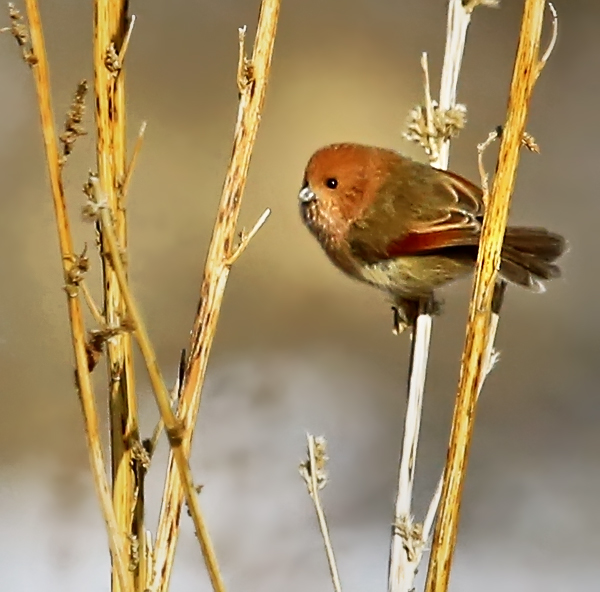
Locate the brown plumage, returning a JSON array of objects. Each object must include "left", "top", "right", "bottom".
[{"left": 298, "top": 142, "right": 565, "bottom": 327}]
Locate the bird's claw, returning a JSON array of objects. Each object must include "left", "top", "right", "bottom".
[{"left": 391, "top": 294, "right": 442, "bottom": 335}]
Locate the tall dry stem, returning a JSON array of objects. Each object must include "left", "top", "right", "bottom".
[
  {"left": 19, "top": 2, "right": 133, "bottom": 591},
  {"left": 151, "top": 1, "right": 281, "bottom": 589},
  {"left": 93, "top": 3, "right": 142, "bottom": 591},
  {"left": 425, "top": 1, "right": 550, "bottom": 590}
]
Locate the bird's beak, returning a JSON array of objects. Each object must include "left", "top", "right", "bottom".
[{"left": 298, "top": 185, "right": 316, "bottom": 203}]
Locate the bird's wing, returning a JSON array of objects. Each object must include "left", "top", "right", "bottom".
[{"left": 348, "top": 165, "right": 486, "bottom": 263}]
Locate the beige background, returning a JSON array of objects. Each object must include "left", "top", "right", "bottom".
[{"left": 0, "top": 0, "right": 598, "bottom": 590}]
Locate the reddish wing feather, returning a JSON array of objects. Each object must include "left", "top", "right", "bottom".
[{"left": 385, "top": 227, "right": 480, "bottom": 257}]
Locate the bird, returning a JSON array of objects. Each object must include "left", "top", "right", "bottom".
[{"left": 298, "top": 142, "right": 566, "bottom": 331}]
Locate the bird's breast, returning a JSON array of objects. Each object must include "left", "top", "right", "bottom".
[{"left": 300, "top": 201, "right": 360, "bottom": 277}]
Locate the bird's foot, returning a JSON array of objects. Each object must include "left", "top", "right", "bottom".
[{"left": 391, "top": 294, "right": 442, "bottom": 335}]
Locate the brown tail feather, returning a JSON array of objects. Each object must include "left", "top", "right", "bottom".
[
  {"left": 499, "top": 226, "right": 566, "bottom": 291},
  {"left": 504, "top": 227, "right": 566, "bottom": 261}
]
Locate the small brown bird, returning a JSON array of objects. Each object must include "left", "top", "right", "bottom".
[{"left": 299, "top": 142, "right": 565, "bottom": 329}]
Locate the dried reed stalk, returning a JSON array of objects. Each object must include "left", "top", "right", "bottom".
[
  {"left": 18, "top": 2, "right": 133, "bottom": 591},
  {"left": 388, "top": 2, "right": 494, "bottom": 591},
  {"left": 425, "top": 1, "right": 551, "bottom": 590},
  {"left": 150, "top": 1, "right": 281, "bottom": 589},
  {"left": 93, "top": 3, "right": 142, "bottom": 591},
  {"left": 300, "top": 435, "right": 342, "bottom": 592}
]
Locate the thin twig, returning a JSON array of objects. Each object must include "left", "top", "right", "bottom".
[
  {"left": 299, "top": 435, "right": 342, "bottom": 592},
  {"left": 81, "top": 280, "right": 106, "bottom": 326},
  {"left": 120, "top": 120, "right": 147, "bottom": 205},
  {"left": 117, "top": 14, "right": 136, "bottom": 68},
  {"left": 146, "top": 389, "right": 176, "bottom": 457},
  {"left": 86, "top": 175, "right": 227, "bottom": 592},
  {"left": 18, "top": 3, "right": 133, "bottom": 591},
  {"left": 477, "top": 126, "right": 541, "bottom": 202},
  {"left": 537, "top": 2, "right": 558, "bottom": 77},
  {"left": 226, "top": 208, "right": 271, "bottom": 266},
  {"left": 151, "top": 3, "right": 280, "bottom": 590},
  {"left": 477, "top": 128, "right": 501, "bottom": 200},
  {"left": 146, "top": 351, "right": 185, "bottom": 458},
  {"left": 422, "top": 53, "right": 438, "bottom": 161},
  {"left": 425, "top": 2, "right": 551, "bottom": 591}
]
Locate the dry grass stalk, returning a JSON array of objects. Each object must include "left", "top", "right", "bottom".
[
  {"left": 93, "top": 3, "right": 142, "bottom": 590},
  {"left": 17, "top": 2, "right": 133, "bottom": 591},
  {"left": 425, "top": 2, "right": 554, "bottom": 591},
  {"left": 299, "top": 435, "right": 342, "bottom": 592},
  {"left": 150, "top": 2, "right": 281, "bottom": 589},
  {"left": 389, "top": 2, "right": 491, "bottom": 590}
]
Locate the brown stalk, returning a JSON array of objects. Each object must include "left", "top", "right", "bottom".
[
  {"left": 93, "top": 2, "right": 143, "bottom": 591},
  {"left": 19, "top": 2, "right": 133, "bottom": 591},
  {"left": 424, "top": 1, "right": 549, "bottom": 590},
  {"left": 151, "top": 1, "right": 281, "bottom": 589}
]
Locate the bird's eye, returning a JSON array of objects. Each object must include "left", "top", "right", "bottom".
[{"left": 325, "top": 177, "right": 338, "bottom": 189}]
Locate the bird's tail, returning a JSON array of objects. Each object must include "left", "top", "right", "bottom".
[{"left": 500, "top": 227, "right": 566, "bottom": 292}]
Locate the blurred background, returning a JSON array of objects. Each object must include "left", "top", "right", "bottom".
[{"left": 0, "top": 0, "right": 598, "bottom": 590}]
